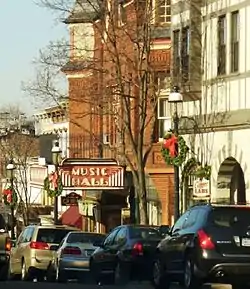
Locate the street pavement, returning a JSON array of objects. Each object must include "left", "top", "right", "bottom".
[
  {"left": 1, "top": 280, "right": 179, "bottom": 289},
  {"left": 0, "top": 280, "right": 234, "bottom": 289}
]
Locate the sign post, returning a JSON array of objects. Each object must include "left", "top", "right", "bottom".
[{"left": 193, "top": 178, "right": 211, "bottom": 201}]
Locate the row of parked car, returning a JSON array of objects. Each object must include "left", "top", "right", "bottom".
[{"left": 2, "top": 203, "right": 250, "bottom": 288}]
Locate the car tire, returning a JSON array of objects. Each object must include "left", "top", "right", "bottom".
[
  {"left": 7, "top": 262, "right": 20, "bottom": 281},
  {"left": 21, "top": 260, "right": 32, "bottom": 281},
  {"left": 90, "top": 260, "right": 101, "bottom": 284},
  {"left": 152, "top": 259, "right": 171, "bottom": 289},
  {"left": 183, "top": 256, "right": 201, "bottom": 289},
  {"left": 113, "top": 261, "right": 130, "bottom": 285},
  {"left": 46, "top": 263, "right": 55, "bottom": 282},
  {"left": 56, "top": 266, "right": 67, "bottom": 283}
]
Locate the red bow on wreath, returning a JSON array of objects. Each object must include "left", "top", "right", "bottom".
[
  {"left": 49, "top": 172, "right": 58, "bottom": 190},
  {"left": 3, "top": 188, "right": 12, "bottom": 203},
  {"left": 163, "top": 134, "right": 178, "bottom": 157}
]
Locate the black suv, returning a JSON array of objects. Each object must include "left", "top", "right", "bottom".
[{"left": 152, "top": 204, "right": 250, "bottom": 289}]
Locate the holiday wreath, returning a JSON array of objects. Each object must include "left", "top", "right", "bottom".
[
  {"left": 3, "top": 186, "right": 18, "bottom": 207},
  {"left": 43, "top": 171, "right": 63, "bottom": 198},
  {"left": 161, "top": 130, "right": 189, "bottom": 166}
]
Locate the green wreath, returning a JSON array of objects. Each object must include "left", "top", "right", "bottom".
[
  {"left": 3, "top": 187, "right": 18, "bottom": 207},
  {"left": 43, "top": 176, "right": 63, "bottom": 198},
  {"left": 161, "top": 131, "right": 189, "bottom": 166}
]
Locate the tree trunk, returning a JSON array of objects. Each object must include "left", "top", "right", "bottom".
[{"left": 137, "top": 168, "right": 149, "bottom": 225}]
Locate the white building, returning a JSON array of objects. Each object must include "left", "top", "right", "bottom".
[
  {"left": 172, "top": 0, "right": 250, "bottom": 205},
  {"left": 34, "top": 100, "right": 69, "bottom": 158}
]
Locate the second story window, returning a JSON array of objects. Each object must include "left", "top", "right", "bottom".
[
  {"left": 173, "top": 30, "right": 180, "bottom": 77},
  {"left": 155, "top": 0, "right": 171, "bottom": 24},
  {"left": 218, "top": 15, "right": 226, "bottom": 75},
  {"left": 181, "top": 27, "right": 190, "bottom": 82},
  {"left": 231, "top": 11, "right": 239, "bottom": 73},
  {"left": 157, "top": 97, "right": 171, "bottom": 140}
]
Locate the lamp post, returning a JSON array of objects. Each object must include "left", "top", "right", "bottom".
[
  {"left": 6, "top": 160, "right": 16, "bottom": 240},
  {"left": 168, "top": 86, "right": 183, "bottom": 222},
  {"left": 51, "top": 140, "right": 62, "bottom": 225}
]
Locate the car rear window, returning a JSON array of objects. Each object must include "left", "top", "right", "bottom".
[
  {"left": 210, "top": 207, "right": 250, "bottom": 228},
  {"left": 36, "top": 228, "right": 73, "bottom": 244},
  {"left": 129, "top": 227, "right": 161, "bottom": 240},
  {"left": 67, "top": 233, "right": 105, "bottom": 244}
]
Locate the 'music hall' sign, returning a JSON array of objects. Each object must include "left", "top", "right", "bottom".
[{"left": 59, "top": 159, "right": 125, "bottom": 190}]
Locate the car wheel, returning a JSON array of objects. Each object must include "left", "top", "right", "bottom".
[
  {"left": 46, "top": 263, "right": 55, "bottom": 282},
  {"left": 183, "top": 256, "right": 201, "bottom": 289},
  {"left": 152, "top": 259, "right": 170, "bottom": 289},
  {"left": 7, "top": 262, "right": 20, "bottom": 281},
  {"left": 56, "top": 266, "right": 67, "bottom": 283},
  {"left": 90, "top": 260, "right": 101, "bottom": 284},
  {"left": 113, "top": 262, "right": 130, "bottom": 285},
  {"left": 21, "top": 260, "right": 32, "bottom": 281}
]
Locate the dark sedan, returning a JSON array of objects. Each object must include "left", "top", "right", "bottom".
[{"left": 90, "top": 224, "right": 163, "bottom": 285}]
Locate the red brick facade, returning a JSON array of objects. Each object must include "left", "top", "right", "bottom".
[{"left": 63, "top": 1, "right": 174, "bottom": 226}]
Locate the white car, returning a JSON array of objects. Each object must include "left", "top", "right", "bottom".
[{"left": 46, "top": 231, "right": 105, "bottom": 282}]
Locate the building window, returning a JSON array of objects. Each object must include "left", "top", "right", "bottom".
[
  {"left": 173, "top": 30, "right": 180, "bottom": 77},
  {"left": 218, "top": 15, "right": 226, "bottom": 75},
  {"left": 181, "top": 27, "right": 190, "bottom": 81},
  {"left": 231, "top": 11, "right": 239, "bottom": 73},
  {"left": 157, "top": 97, "right": 171, "bottom": 139},
  {"left": 155, "top": 0, "right": 171, "bottom": 24}
]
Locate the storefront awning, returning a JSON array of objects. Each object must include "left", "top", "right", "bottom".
[{"left": 60, "top": 206, "right": 82, "bottom": 229}]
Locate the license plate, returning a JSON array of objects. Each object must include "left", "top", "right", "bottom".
[{"left": 242, "top": 238, "right": 250, "bottom": 247}]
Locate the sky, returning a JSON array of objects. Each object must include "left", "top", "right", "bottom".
[{"left": 0, "top": 0, "right": 68, "bottom": 115}]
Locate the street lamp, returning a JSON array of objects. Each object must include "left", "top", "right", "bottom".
[
  {"left": 51, "top": 140, "right": 62, "bottom": 225},
  {"left": 168, "top": 86, "right": 183, "bottom": 222},
  {"left": 6, "top": 160, "right": 16, "bottom": 240}
]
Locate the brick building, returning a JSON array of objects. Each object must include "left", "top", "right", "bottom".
[{"left": 62, "top": 0, "right": 174, "bottom": 230}]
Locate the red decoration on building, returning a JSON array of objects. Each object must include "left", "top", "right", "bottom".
[
  {"left": 49, "top": 172, "right": 59, "bottom": 190},
  {"left": 163, "top": 134, "right": 178, "bottom": 157},
  {"left": 3, "top": 188, "right": 12, "bottom": 203}
]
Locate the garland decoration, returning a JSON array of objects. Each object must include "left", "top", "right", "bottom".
[
  {"left": 3, "top": 186, "right": 18, "bottom": 207},
  {"left": 43, "top": 172, "right": 63, "bottom": 198},
  {"left": 161, "top": 130, "right": 189, "bottom": 166},
  {"left": 194, "top": 163, "right": 211, "bottom": 180}
]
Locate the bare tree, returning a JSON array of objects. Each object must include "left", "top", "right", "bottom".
[
  {"left": 24, "top": 0, "right": 171, "bottom": 224},
  {"left": 0, "top": 106, "right": 38, "bottom": 225}
]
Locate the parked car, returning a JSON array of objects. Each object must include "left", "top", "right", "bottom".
[
  {"left": 152, "top": 204, "right": 250, "bottom": 289},
  {"left": 8, "top": 224, "right": 79, "bottom": 281},
  {"left": 0, "top": 214, "right": 11, "bottom": 280},
  {"left": 46, "top": 231, "right": 106, "bottom": 282},
  {"left": 90, "top": 224, "right": 163, "bottom": 285}
]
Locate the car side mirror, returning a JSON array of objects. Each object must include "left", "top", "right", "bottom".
[
  {"left": 159, "top": 225, "right": 170, "bottom": 236},
  {"left": 11, "top": 240, "right": 16, "bottom": 247},
  {"left": 50, "top": 245, "right": 59, "bottom": 251}
]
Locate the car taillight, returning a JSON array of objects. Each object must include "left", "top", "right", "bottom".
[
  {"left": 5, "top": 238, "right": 11, "bottom": 251},
  {"left": 197, "top": 229, "right": 215, "bottom": 250},
  {"left": 132, "top": 242, "right": 143, "bottom": 256},
  {"left": 30, "top": 241, "right": 49, "bottom": 250},
  {"left": 62, "top": 246, "right": 81, "bottom": 255}
]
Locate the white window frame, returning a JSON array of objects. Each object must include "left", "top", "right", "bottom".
[
  {"left": 157, "top": 96, "right": 172, "bottom": 141},
  {"left": 153, "top": 0, "right": 171, "bottom": 24}
]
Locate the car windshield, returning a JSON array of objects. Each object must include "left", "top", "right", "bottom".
[
  {"left": 36, "top": 229, "right": 73, "bottom": 244},
  {"left": 210, "top": 207, "right": 250, "bottom": 228},
  {"left": 129, "top": 226, "right": 161, "bottom": 240},
  {"left": 67, "top": 233, "right": 105, "bottom": 244}
]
